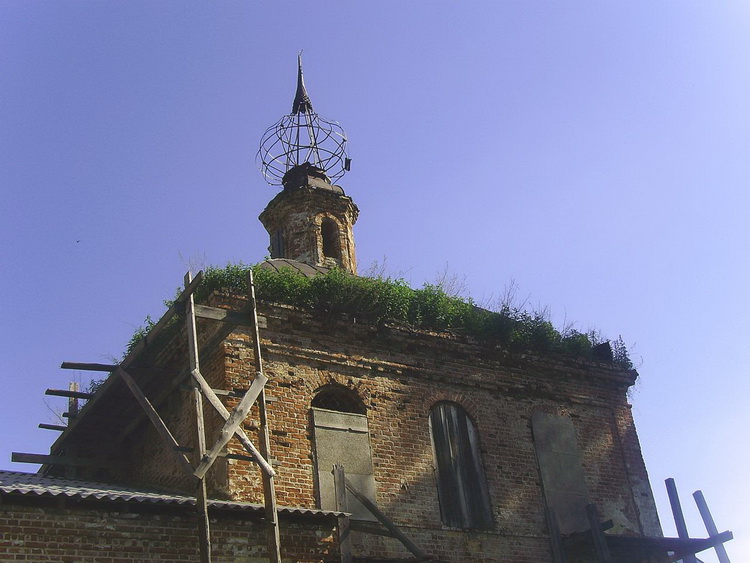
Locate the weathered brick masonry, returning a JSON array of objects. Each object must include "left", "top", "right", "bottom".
[
  {"left": 11, "top": 289, "right": 658, "bottom": 562},
  {"left": 2, "top": 60, "right": 670, "bottom": 561},
  {"left": 0, "top": 493, "right": 337, "bottom": 562},
  {"left": 181, "top": 292, "right": 660, "bottom": 561}
]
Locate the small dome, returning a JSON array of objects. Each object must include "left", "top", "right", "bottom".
[
  {"left": 282, "top": 163, "right": 345, "bottom": 195},
  {"left": 258, "top": 258, "right": 331, "bottom": 278}
]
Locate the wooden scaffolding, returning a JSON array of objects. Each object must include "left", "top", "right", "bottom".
[{"left": 15, "top": 270, "right": 280, "bottom": 562}]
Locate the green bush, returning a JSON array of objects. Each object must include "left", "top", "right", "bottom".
[{"left": 126, "top": 263, "right": 633, "bottom": 370}]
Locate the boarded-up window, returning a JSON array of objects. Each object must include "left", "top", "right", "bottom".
[
  {"left": 429, "top": 402, "right": 493, "bottom": 529},
  {"left": 312, "top": 407, "right": 377, "bottom": 521},
  {"left": 532, "top": 411, "right": 590, "bottom": 535}
]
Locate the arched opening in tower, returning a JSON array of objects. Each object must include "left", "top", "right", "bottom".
[{"left": 321, "top": 218, "right": 341, "bottom": 261}]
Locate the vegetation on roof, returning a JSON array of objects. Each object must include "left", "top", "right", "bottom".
[{"left": 179, "top": 263, "right": 632, "bottom": 369}]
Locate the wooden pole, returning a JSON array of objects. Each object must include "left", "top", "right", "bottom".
[
  {"left": 117, "top": 367, "right": 195, "bottom": 479},
  {"left": 665, "top": 478, "right": 697, "bottom": 563},
  {"left": 332, "top": 464, "right": 353, "bottom": 563},
  {"left": 546, "top": 507, "right": 567, "bottom": 563},
  {"left": 344, "top": 478, "right": 425, "bottom": 559},
  {"left": 185, "top": 272, "right": 212, "bottom": 563},
  {"left": 65, "top": 382, "right": 79, "bottom": 479},
  {"left": 189, "top": 368, "right": 275, "bottom": 477},
  {"left": 585, "top": 504, "right": 612, "bottom": 563},
  {"left": 193, "top": 372, "right": 268, "bottom": 479},
  {"left": 248, "top": 270, "right": 282, "bottom": 563},
  {"left": 693, "top": 490, "right": 731, "bottom": 563}
]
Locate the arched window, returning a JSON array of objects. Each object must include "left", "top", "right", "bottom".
[
  {"left": 320, "top": 218, "right": 341, "bottom": 260},
  {"left": 429, "top": 402, "right": 493, "bottom": 529},
  {"left": 270, "top": 229, "right": 284, "bottom": 259},
  {"left": 312, "top": 385, "right": 365, "bottom": 414},
  {"left": 311, "top": 386, "right": 376, "bottom": 520}
]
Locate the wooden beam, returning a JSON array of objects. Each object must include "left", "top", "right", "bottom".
[
  {"left": 693, "top": 490, "right": 731, "bottom": 563},
  {"left": 668, "top": 531, "right": 734, "bottom": 562},
  {"left": 184, "top": 271, "right": 212, "bottom": 563},
  {"left": 38, "top": 423, "right": 67, "bottom": 432},
  {"left": 117, "top": 367, "right": 195, "bottom": 480},
  {"left": 332, "top": 463, "right": 353, "bottom": 563},
  {"left": 175, "top": 270, "right": 205, "bottom": 303},
  {"left": 193, "top": 372, "right": 268, "bottom": 479},
  {"left": 585, "top": 504, "right": 612, "bottom": 563},
  {"left": 60, "top": 363, "right": 173, "bottom": 378},
  {"left": 546, "top": 508, "right": 567, "bottom": 563},
  {"left": 45, "top": 389, "right": 94, "bottom": 400},
  {"left": 666, "top": 478, "right": 697, "bottom": 563},
  {"left": 222, "top": 453, "right": 257, "bottom": 462},
  {"left": 12, "top": 452, "right": 119, "bottom": 469},
  {"left": 60, "top": 362, "right": 117, "bottom": 372},
  {"left": 248, "top": 270, "right": 282, "bottom": 563},
  {"left": 193, "top": 304, "right": 267, "bottom": 328},
  {"left": 344, "top": 477, "right": 425, "bottom": 559},
  {"left": 190, "top": 368, "right": 274, "bottom": 476}
]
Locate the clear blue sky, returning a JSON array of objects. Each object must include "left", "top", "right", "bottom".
[{"left": 1, "top": 2, "right": 748, "bottom": 560}]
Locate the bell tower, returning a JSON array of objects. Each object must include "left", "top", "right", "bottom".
[{"left": 257, "top": 55, "right": 358, "bottom": 274}]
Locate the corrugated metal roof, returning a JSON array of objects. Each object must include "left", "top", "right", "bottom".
[
  {"left": 258, "top": 259, "right": 331, "bottom": 277},
  {"left": 0, "top": 471, "right": 344, "bottom": 518}
]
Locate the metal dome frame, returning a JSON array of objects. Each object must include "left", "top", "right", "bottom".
[{"left": 257, "top": 54, "right": 350, "bottom": 186}]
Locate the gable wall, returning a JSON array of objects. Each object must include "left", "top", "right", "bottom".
[{"left": 210, "top": 297, "right": 660, "bottom": 561}]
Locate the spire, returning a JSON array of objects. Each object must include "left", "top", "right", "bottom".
[
  {"left": 257, "top": 54, "right": 350, "bottom": 186},
  {"left": 292, "top": 53, "right": 313, "bottom": 115}
]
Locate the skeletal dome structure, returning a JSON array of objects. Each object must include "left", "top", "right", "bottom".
[{"left": 257, "top": 54, "right": 350, "bottom": 186}]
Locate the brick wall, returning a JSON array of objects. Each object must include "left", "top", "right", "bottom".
[
  {"left": 42, "top": 291, "right": 659, "bottom": 562},
  {"left": 0, "top": 496, "right": 337, "bottom": 562},
  {"left": 203, "top": 295, "right": 660, "bottom": 561}
]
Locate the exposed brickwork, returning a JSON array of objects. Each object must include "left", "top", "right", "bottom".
[
  {"left": 259, "top": 177, "right": 359, "bottom": 274},
  {"left": 0, "top": 496, "right": 337, "bottom": 562},
  {"left": 18, "top": 290, "right": 660, "bottom": 562},
  {"left": 200, "top": 294, "right": 659, "bottom": 561}
]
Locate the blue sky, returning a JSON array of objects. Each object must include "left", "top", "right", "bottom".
[{"left": 1, "top": 2, "right": 748, "bottom": 560}]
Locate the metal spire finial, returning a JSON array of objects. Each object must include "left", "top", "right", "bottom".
[
  {"left": 257, "top": 54, "right": 350, "bottom": 187},
  {"left": 292, "top": 52, "right": 313, "bottom": 115}
]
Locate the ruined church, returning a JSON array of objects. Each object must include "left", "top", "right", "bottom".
[{"left": 1, "top": 58, "right": 732, "bottom": 563}]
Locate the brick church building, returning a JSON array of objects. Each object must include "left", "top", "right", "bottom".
[{"left": 1, "top": 59, "right": 729, "bottom": 562}]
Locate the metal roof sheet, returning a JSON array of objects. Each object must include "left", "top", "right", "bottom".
[
  {"left": 0, "top": 471, "right": 344, "bottom": 518},
  {"left": 258, "top": 258, "right": 331, "bottom": 277}
]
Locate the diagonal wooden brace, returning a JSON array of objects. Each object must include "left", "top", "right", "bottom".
[
  {"left": 190, "top": 369, "right": 275, "bottom": 477},
  {"left": 193, "top": 371, "right": 268, "bottom": 479},
  {"left": 117, "top": 367, "right": 196, "bottom": 480}
]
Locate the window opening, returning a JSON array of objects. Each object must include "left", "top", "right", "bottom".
[
  {"left": 312, "top": 385, "right": 365, "bottom": 414},
  {"left": 321, "top": 218, "right": 341, "bottom": 260},
  {"left": 429, "top": 402, "right": 493, "bottom": 529},
  {"left": 311, "top": 386, "right": 375, "bottom": 521},
  {"left": 271, "top": 229, "right": 284, "bottom": 259}
]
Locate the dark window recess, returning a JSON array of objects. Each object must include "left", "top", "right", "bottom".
[
  {"left": 271, "top": 230, "right": 284, "bottom": 259},
  {"left": 429, "top": 402, "right": 493, "bottom": 529},
  {"left": 312, "top": 385, "right": 365, "bottom": 414},
  {"left": 321, "top": 218, "right": 341, "bottom": 259}
]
